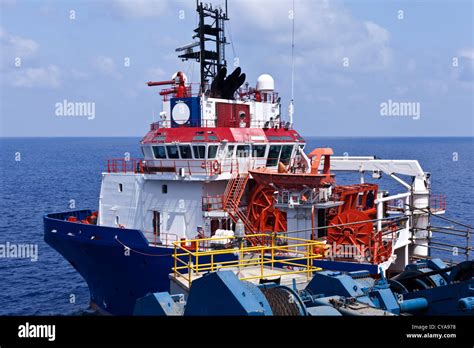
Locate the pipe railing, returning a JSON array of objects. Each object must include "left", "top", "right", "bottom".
[
  {"left": 413, "top": 225, "right": 471, "bottom": 261},
  {"left": 150, "top": 119, "right": 292, "bottom": 129},
  {"left": 106, "top": 158, "right": 245, "bottom": 176},
  {"left": 202, "top": 195, "right": 224, "bottom": 211},
  {"left": 172, "top": 233, "right": 324, "bottom": 288}
]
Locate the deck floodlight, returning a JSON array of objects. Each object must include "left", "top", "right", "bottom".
[{"left": 235, "top": 219, "right": 245, "bottom": 239}]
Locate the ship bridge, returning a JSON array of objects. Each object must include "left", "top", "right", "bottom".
[
  {"left": 106, "top": 69, "right": 305, "bottom": 179},
  {"left": 130, "top": 123, "right": 305, "bottom": 177}
]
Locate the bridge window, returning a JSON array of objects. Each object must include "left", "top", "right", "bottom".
[
  {"left": 280, "top": 145, "right": 294, "bottom": 165},
  {"left": 266, "top": 145, "right": 282, "bottom": 166},
  {"left": 152, "top": 146, "right": 167, "bottom": 159},
  {"left": 118, "top": 183, "right": 123, "bottom": 192},
  {"left": 142, "top": 146, "right": 154, "bottom": 158},
  {"left": 236, "top": 145, "right": 250, "bottom": 158},
  {"left": 252, "top": 144, "right": 267, "bottom": 158},
  {"left": 179, "top": 145, "right": 192, "bottom": 159},
  {"left": 166, "top": 145, "right": 179, "bottom": 159},
  {"left": 267, "top": 136, "right": 294, "bottom": 141},
  {"left": 208, "top": 145, "right": 218, "bottom": 159},
  {"left": 226, "top": 145, "right": 235, "bottom": 158},
  {"left": 193, "top": 145, "right": 206, "bottom": 159}
]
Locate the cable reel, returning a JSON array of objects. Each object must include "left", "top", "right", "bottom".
[{"left": 259, "top": 285, "right": 307, "bottom": 316}]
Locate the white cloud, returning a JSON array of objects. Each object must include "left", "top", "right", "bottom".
[
  {"left": 232, "top": 0, "right": 392, "bottom": 72},
  {"left": 0, "top": 26, "right": 39, "bottom": 65},
  {"left": 8, "top": 65, "right": 61, "bottom": 88},
  {"left": 0, "top": 0, "right": 17, "bottom": 6},
  {"left": 114, "top": 0, "right": 195, "bottom": 18},
  {"left": 455, "top": 48, "right": 474, "bottom": 82},
  {"left": 147, "top": 67, "right": 167, "bottom": 80},
  {"left": 115, "top": 0, "right": 170, "bottom": 18},
  {"left": 69, "top": 69, "right": 89, "bottom": 80},
  {"left": 458, "top": 48, "right": 474, "bottom": 60},
  {"left": 1, "top": 27, "right": 62, "bottom": 88},
  {"left": 92, "top": 56, "right": 122, "bottom": 79}
]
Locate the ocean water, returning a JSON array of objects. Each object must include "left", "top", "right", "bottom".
[{"left": 0, "top": 136, "right": 472, "bottom": 315}]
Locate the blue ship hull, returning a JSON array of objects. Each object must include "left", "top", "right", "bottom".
[
  {"left": 44, "top": 210, "right": 378, "bottom": 315},
  {"left": 44, "top": 210, "right": 178, "bottom": 315}
]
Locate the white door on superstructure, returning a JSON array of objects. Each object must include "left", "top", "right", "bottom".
[
  {"left": 152, "top": 211, "right": 161, "bottom": 242},
  {"left": 167, "top": 213, "right": 187, "bottom": 240}
]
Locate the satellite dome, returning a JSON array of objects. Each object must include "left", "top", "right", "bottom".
[{"left": 256, "top": 74, "right": 274, "bottom": 92}]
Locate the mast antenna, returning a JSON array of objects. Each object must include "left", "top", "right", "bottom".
[
  {"left": 177, "top": 1, "right": 229, "bottom": 94},
  {"left": 288, "top": 0, "right": 295, "bottom": 127}
]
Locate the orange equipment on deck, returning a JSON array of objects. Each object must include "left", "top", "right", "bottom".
[
  {"left": 246, "top": 148, "right": 335, "bottom": 240},
  {"left": 326, "top": 184, "right": 392, "bottom": 264},
  {"left": 308, "top": 147, "right": 333, "bottom": 175},
  {"left": 246, "top": 184, "right": 287, "bottom": 236},
  {"left": 245, "top": 148, "right": 392, "bottom": 263},
  {"left": 249, "top": 168, "right": 334, "bottom": 190}
]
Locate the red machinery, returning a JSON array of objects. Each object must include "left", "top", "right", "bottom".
[
  {"left": 246, "top": 148, "right": 334, "bottom": 238},
  {"left": 326, "top": 184, "right": 392, "bottom": 264},
  {"left": 147, "top": 71, "right": 188, "bottom": 98},
  {"left": 246, "top": 184, "right": 287, "bottom": 235},
  {"left": 245, "top": 148, "right": 393, "bottom": 263}
]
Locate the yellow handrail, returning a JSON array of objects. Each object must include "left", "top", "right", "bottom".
[{"left": 172, "top": 233, "right": 325, "bottom": 287}]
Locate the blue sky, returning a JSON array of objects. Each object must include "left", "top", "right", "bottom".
[{"left": 0, "top": 0, "right": 473, "bottom": 137}]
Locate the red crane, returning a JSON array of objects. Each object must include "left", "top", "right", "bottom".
[{"left": 147, "top": 71, "right": 188, "bottom": 98}]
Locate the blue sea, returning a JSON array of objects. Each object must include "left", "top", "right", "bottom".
[{"left": 0, "top": 137, "right": 472, "bottom": 315}]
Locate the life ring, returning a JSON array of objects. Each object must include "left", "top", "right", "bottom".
[
  {"left": 119, "top": 224, "right": 125, "bottom": 229},
  {"left": 212, "top": 161, "right": 221, "bottom": 173},
  {"left": 200, "top": 161, "right": 206, "bottom": 169}
]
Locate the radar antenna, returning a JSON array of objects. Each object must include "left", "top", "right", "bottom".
[{"left": 176, "top": 1, "right": 229, "bottom": 94}]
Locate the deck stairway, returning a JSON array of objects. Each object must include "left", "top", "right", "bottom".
[{"left": 222, "top": 173, "right": 260, "bottom": 245}]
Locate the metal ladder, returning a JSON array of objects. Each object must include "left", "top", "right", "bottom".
[{"left": 223, "top": 173, "right": 261, "bottom": 245}]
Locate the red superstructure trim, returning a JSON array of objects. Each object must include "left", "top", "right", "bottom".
[{"left": 141, "top": 127, "right": 305, "bottom": 144}]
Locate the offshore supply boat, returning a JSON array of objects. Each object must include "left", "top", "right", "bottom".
[{"left": 44, "top": 1, "right": 471, "bottom": 315}]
